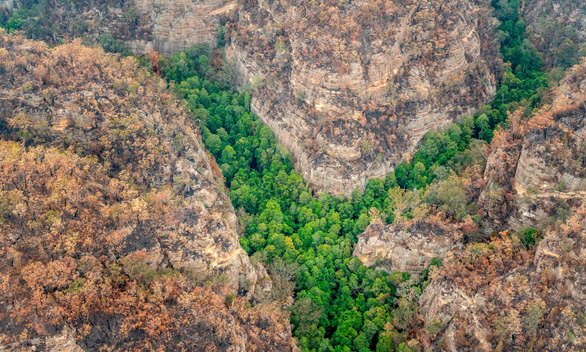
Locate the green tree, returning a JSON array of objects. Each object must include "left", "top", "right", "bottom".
[
  {"left": 221, "top": 145, "right": 236, "bottom": 164},
  {"left": 425, "top": 174, "right": 468, "bottom": 216},
  {"left": 205, "top": 134, "right": 222, "bottom": 156}
]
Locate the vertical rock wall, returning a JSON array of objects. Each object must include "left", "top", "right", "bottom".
[
  {"left": 0, "top": 0, "right": 237, "bottom": 55},
  {"left": 131, "top": 0, "right": 237, "bottom": 54},
  {"left": 228, "top": 0, "right": 500, "bottom": 194}
]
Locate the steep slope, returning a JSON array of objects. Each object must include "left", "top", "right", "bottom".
[
  {"left": 523, "top": 0, "right": 586, "bottom": 68},
  {"left": 0, "top": 31, "right": 293, "bottom": 351},
  {"left": 0, "top": 0, "right": 236, "bottom": 54},
  {"left": 418, "top": 210, "right": 586, "bottom": 351},
  {"left": 415, "top": 60, "right": 586, "bottom": 351},
  {"left": 2, "top": 0, "right": 501, "bottom": 194},
  {"left": 227, "top": 0, "right": 499, "bottom": 194},
  {"left": 350, "top": 59, "right": 586, "bottom": 352},
  {"left": 479, "top": 59, "right": 586, "bottom": 233}
]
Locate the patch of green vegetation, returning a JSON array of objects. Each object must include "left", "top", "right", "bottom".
[
  {"left": 65, "top": 278, "right": 87, "bottom": 294},
  {"left": 151, "top": 1, "right": 561, "bottom": 348},
  {"left": 517, "top": 227, "right": 540, "bottom": 248},
  {"left": 2, "top": 0, "right": 570, "bottom": 350},
  {"left": 98, "top": 34, "right": 132, "bottom": 56},
  {"left": 156, "top": 43, "right": 439, "bottom": 351}
]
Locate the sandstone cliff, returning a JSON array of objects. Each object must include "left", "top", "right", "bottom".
[
  {"left": 130, "top": 0, "right": 236, "bottom": 54},
  {"left": 418, "top": 208, "right": 585, "bottom": 351},
  {"left": 353, "top": 218, "right": 462, "bottom": 274},
  {"left": 416, "top": 60, "right": 586, "bottom": 352},
  {"left": 227, "top": 0, "right": 499, "bottom": 194},
  {"left": 0, "top": 31, "right": 292, "bottom": 351},
  {"left": 351, "top": 57, "right": 586, "bottom": 352},
  {"left": 0, "top": 0, "right": 237, "bottom": 55},
  {"left": 479, "top": 59, "right": 586, "bottom": 232},
  {"left": 3, "top": 0, "right": 501, "bottom": 195}
]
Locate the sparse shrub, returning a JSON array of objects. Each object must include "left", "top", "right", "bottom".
[{"left": 425, "top": 318, "right": 443, "bottom": 337}]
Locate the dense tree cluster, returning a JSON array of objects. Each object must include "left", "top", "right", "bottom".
[
  {"left": 157, "top": 45, "right": 430, "bottom": 351},
  {"left": 151, "top": 1, "right": 577, "bottom": 350}
]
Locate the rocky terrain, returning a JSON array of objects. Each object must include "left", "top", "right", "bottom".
[
  {"left": 2, "top": 0, "right": 502, "bottom": 194},
  {"left": 0, "top": 0, "right": 236, "bottom": 54},
  {"left": 350, "top": 57, "right": 586, "bottom": 352},
  {"left": 479, "top": 59, "right": 586, "bottom": 233},
  {"left": 227, "top": 0, "right": 500, "bottom": 194},
  {"left": 523, "top": 0, "right": 586, "bottom": 67},
  {"left": 1, "top": 1, "right": 585, "bottom": 351},
  {"left": 418, "top": 208, "right": 585, "bottom": 351},
  {"left": 0, "top": 31, "right": 293, "bottom": 351},
  {"left": 354, "top": 217, "right": 462, "bottom": 274},
  {"left": 413, "top": 59, "right": 586, "bottom": 351}
]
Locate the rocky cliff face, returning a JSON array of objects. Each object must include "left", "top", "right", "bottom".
[
  {"left": 2, "top": 0, "right": 501, "bottom": 194},
  {"left": 350, "top": 57, "right": 586, "bottom": 352},
  {"left": 0, "top": 30, "right": 263, "bottom": 297},
  {"left": 353, "top": 218, "right": 462, "bottom": 274},
  {"left": 0, "top": 0, "right": 236, "bottom": 55},
  {"left": 129, "top": 0, "right": 237, "bottom": 54},
  {"left": 479, "top": 59, "right": 586, "bottom": 232},
  {"left": 227, "top": 0, "right": 499, "bottom": 194},
  {"left": 415, "top": 60, "right": 586, "bottom": 352},
  {"left": 418, "top": 209, "right": 586, "bottom": 351},
  {"left": 0, "top": 31, "right": 292, "bottom": 351}
]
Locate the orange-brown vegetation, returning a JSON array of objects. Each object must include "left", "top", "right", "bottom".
[
  {"left": 421, "top": 208, "right": 586, "bottom": 351},
  {"left": 479, "top": 60, "right": 586, "bottom": 231},
  {"left": 0, "top": 143, "right": 291, "bottom": 351},
  {"left": 0, "top": 30, "right": 293, "bottom": 351}
]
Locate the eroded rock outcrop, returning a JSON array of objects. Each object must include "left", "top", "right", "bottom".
[
  {"left": 418, "top": 209, "right": 586, "bottom": 351},
  {"left": 416, "top": 61, "right": 586, "bottom": 351},
  {"left": 479, "top": 59, "right": 586, "bottom": 232},
  {"left": 0, "top": 0, "right": 237, "bottom": 55},
  {"left": 227, "top": 0, "right": 499, "bottom": 194},
  {"left": 354, "top": 218, "right": 463, "bottom": 274},
  {"left": 0, "top": 32, "right": 292, "bottom": 351}
]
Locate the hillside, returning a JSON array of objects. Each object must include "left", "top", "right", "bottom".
[
  {"left": 227, "top": 0, "right": 500, "bottom": 194},
  {"left": 0, "top": 0, "right": 236, "bottom": 54},
  {"left": 427, "top": 64, "right": 585, "bottom": 350},
  {"left": 419, "top": 210, "right": 585, "bottom": 351},
  {"left": 0, "top": 31, "right": 293, "bottom": 351},
  {"left": 479, "top": 58, "right": 586, "bottom": 233},
  {"left": 359, "top": 58, "right": 586, "bottom": 351}
]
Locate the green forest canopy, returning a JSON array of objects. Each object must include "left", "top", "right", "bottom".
[{"left": 1, "top": 0, "right": 582, "bottom": 350}]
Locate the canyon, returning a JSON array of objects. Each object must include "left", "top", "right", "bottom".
[
  {"left": 1, "top": 0, "right": 501, "bottom": 194},
  {"left": 0, "top": 0, "right": 585, "bottom": 351}
]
